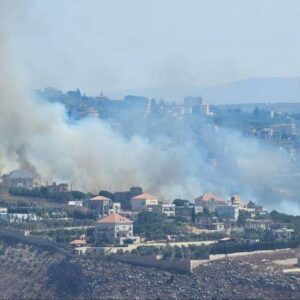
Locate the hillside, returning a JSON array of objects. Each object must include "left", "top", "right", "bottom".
[
  {"left": 1, "top": 237, "right": 300, "bottom": 299},
  {"left": 110, "top": 77, "right": 300, "bottom": 104}
]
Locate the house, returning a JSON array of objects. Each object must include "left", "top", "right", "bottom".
[
  {"left": 109, "top": 202, "right": 121, "bottom": 215},
  {"left": 175, "top": 206, "right": 195, "bottom": 221},
  {"left": 113, "top": 186, "right": 143, "bottom": 209},
  {"left": 95, "top": 213, "right": 135, "bottom": 245},
  {"left": 216, "top": 205, "right": 239, "bottom": 220},
  {"left": 47, "top": 182, "right": 69, "bottom": 193},
  {"left": 88, "top": 195, "right": 112, "bottom": 217},
  {"left": 194, "top": 193, "right": 225, "bottom": 212},
  {"left": 244, "top": 219, "right": 272, "bottom": 231},
  {"left": 68, "top": 200, "right": 83, "bottom": 207},
  {"left": 195, "top": 216, "right": 225, "bottom": 231},
  {"left": 131, "top": 193, "right": 158, "bottom": 211},
  {"left": 231, "top": 195, "right": 242, "bottom": 206},
  {"left": 69, "top": 239, "right": 87, "bottom": 247},
  {"left": 270, "top": 228, "right": 294, "bottom": 241},
  {"left": 2, "top": 170, "right": 34, "bottom": 189},
  {"left": 247, "top": 201, "right": 264, "bottom": 214},
  {"left": 147, "top": 203, "right": 176, "bottom": 217},
  {"left": 231, "top": 195, "right": 255, "bottom": 214}
]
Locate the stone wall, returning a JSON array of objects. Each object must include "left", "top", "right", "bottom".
[
  {"left": 114, "top": 255, "right": 205, "bottom": 273},
  {"left": 0, "top": 228, "right": 67, "bottom": 254}
]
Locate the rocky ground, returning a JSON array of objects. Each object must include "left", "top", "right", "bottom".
[
  {"left": 0, "top": 237, "right": 300, "bottom": 299},
  {"left": 81, "top": 251, "right": 300, "bottom": 299}
]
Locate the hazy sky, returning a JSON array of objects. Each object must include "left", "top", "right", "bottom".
[{"left": 6, "top": 0, "right": 300, "bottom": 95}]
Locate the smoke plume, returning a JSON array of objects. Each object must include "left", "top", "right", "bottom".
[{"left": 0, "top": 1, "right": 299, "bottom": 213}]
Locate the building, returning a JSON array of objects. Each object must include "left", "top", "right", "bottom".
[
  {"left": 109, "top": 203, "right": 121, "bottom": 215},
  {"left": 194, "top": 193, "right": 225, "bottom": 212},
  {"left": 216, "top": 205, "right": 239, "bottom": 220},
  {"left": 184, "top": 96, "right": 202, "bottom": 114},
  {"left": 131, "top": 193, "right": 158, "bottom": 211},
  {"left": 195, "top": 216, "right": 225, "bottom": 231},
  {"left": 147, "top": 203, "right": 176, "bottom": 217},
  {"left": 113, "top": 186, "right": 143, "bottom": 209},
  {"left": 88, "top": 196, "right": 112, "bottom": 217},
  {"left": 231, "top": 195, "right": 242, "bottom": 206},
  {"left": 95, "top": 213, "right": 134, "bottom": 245},
  {"left": 270, "top": 123, "right": 296, "bottom": 139},
  {"left": 68, "top": 200, "right": 83, "bottom": 207},
  {"left": 270, "top": 228, "right": 294, "bottom": 241},
  {"left": 175, "top": 206, "right": 195, "bottom": 221},
  {"left": 47, "top": 182, "right": 69, "bottom": 193},
  {"left": 244, "top": 219, "right": 272, "bottom": 231},
  {"left": 2, "top": 170, "right": 34, "bottom": 189}
]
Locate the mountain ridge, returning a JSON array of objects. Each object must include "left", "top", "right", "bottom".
[{"left": 109, "top": 76, "right": 300, "bottom": 104}]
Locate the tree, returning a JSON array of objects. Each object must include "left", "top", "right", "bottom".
[
  {"left": 71, "top": 190, "right": 86, "bottom": 200},
  {"left": 172, "top": 199, "right": 191, "bottom": 207},
  {"left": 237, "top": 210, "right": 251, "bottom": 227}
]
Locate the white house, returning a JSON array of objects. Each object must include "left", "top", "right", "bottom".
[
  {"left": 216, "top": 205, "right": 239, "bottom": 220},
  {"left": 130, "top": 193, "right": 158, "bottom": 211},
  {"left": 95, "top": 213, "right": 134, "bottom": 244},
  {"left": 147, "top": 203, "right": 176, "bottom": 217}
]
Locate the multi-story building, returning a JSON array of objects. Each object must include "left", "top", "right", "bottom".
[
  {"left": 175, "top": 205, "right": 195, "bottom": 221},
  {"left": 47, "top": 182, "right": 69, "bottom": 193},
  {"left": 216, "top": 205, "right": 239, "bottom": 220},
  {"left": 194, "top": 193, "right": 225, "bottom": 212},
  {"left": 2, "top": 170, "right": 34, "bottom": 189},
  {"left": 147, "top": 203, "right": 176, "bottom": 217},
  {"left": 269, "top": 228, "right": 294, "bottom": 241},
  {"left": 244, "top": 219, "right": 272, "bottom": 231},
  {"left": 130, "top": 193, "right": 158, "bottom": 211},
  {"left": 195, "top": 216, "right": 225, "bottom": 231},
  {"left": 95, "top": 213, "right": 134, "bottom": 245},
  {"left": 88, "top": 196, "right": 112, "bottom": 217}
]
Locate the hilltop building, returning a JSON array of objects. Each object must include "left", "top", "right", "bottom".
[
  {"left": 175, "top": 205, "right": 195, "bottom": 221},
  {"left": 216, "top": 205, "right": 239, "bottom": 220},
  {"left": 148, "top": 203, "right": 176, "bottom": 217},
  {"left": 2, "top": 170, "right": 35, "bottom": 189},
  {"left": 112, "top": 186, "right": 143, "bottom": 209},
  {"left": 88, "top": 195, "right": 112, "bottom": 217},
  {"left": 95, "top": 213, "right": 136, "bottom": 245},
  {"left": 47, "top": 182, "right": 69, "bottom": 193},
  {"left": 194, "top": 193, "right": 225, "bottom": 212},
  {"left": 131, "top": 193, "right": 158, "bottom": 211}
]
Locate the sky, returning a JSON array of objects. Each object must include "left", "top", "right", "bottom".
[{"left": 5, "top": 0, "right": 300, "bottom": 96}]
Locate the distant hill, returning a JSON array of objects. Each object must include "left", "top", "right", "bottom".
[{"left": 110, "top": 77, "right": 300, "bottom": 104}]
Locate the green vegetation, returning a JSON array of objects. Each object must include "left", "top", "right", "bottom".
[
  {"left": 172, "top": 199, "right": 192, "bottom": 207},
  {"left": 9, "top": 187, "right": 87, "bottom": 204},
  {"left": 129, "top": 238, "right": 299, "bottom": 260},
  {"left": 269, "top": 210, "right": 300, "bottom": 240},
  {"left": 131, "top": 244, "right": 209, "bottom": 260},
  {"left": 237, "top": 210, "right": 252, "bottom": 227},
  {"left": 134, "top": 211, "right": 183, "bottom": 240}
]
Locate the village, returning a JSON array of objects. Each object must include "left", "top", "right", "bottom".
[{"left": 0, "top": 168, "right": 299, "bottom": 274}]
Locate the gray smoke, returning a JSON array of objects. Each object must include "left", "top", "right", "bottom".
[{"left": 0, "top": 2, "right": 299, "bottom": 213}]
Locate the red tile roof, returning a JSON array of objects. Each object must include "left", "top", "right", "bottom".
[
  {"left": 97, "top": 213, "right": 133, "bottom": 224},
  {"left": 69, "top": 239, "right": 87, "bottom": 245},
  {"left": 132, "top": 193, "right": 157, "bottom": 200},
  {"left": 195, "top": 192, "right": 224, "bottom": 202},
  {"left": 90, "top": 195, "right": 111, "bottom": 201}
]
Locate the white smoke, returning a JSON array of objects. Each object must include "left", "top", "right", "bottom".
[{"left": 0, "top": 1, "right": 299, "bottom": 213}]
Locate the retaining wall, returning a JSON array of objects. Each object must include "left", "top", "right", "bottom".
[{"left": 0, "top": 227, "right": 67, "bottom": 254}]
